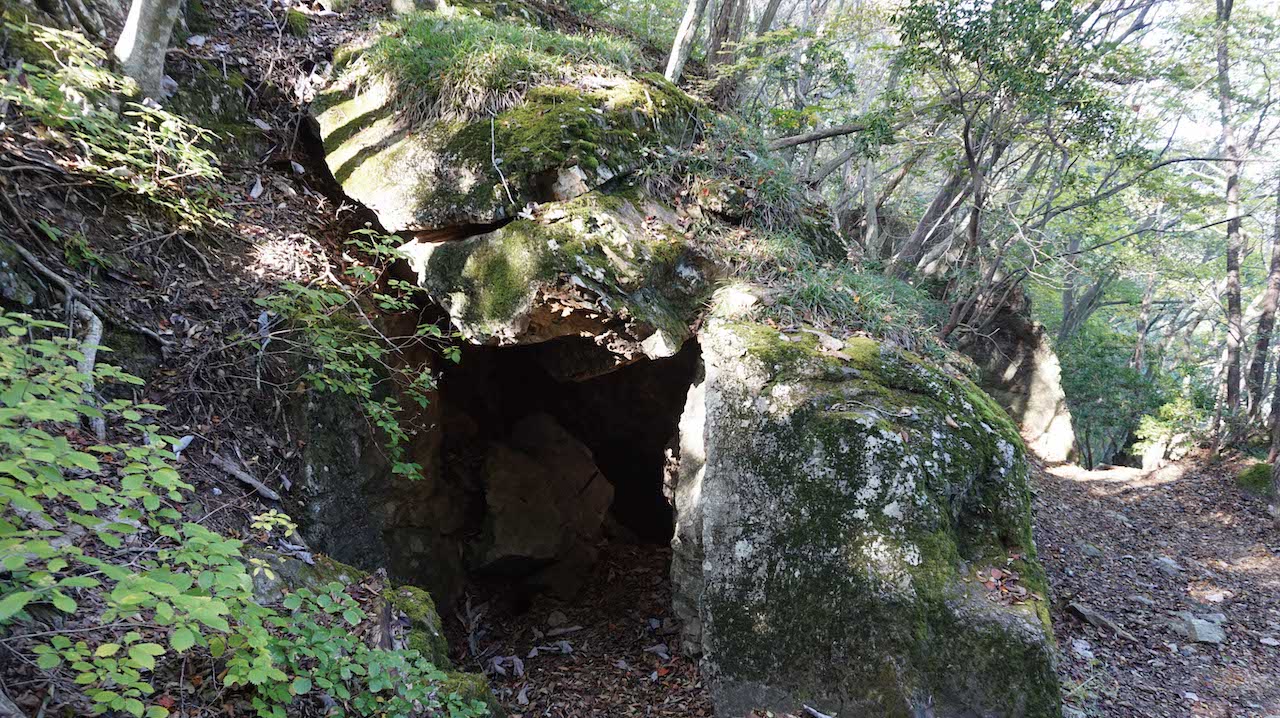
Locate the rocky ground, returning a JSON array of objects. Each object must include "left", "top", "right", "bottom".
[
  {"left": 446, "top": 543, "right": 713, "bottom": 718},
  {"left": 1037, "top": 456, "right": 1280, "bottom": 717}
]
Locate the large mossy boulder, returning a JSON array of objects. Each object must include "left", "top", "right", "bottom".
[
  {"left": 312, "top": 9, "right": 697, "bottom": 233},
  {"left": 671, "top": 294, "right": 1061, "bottom": 718},
  {"left": 402, "top": 182, "right": 711, "bottom": 373}
]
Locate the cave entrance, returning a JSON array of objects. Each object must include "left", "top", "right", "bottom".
[{"left": 438, "top": 336, "right": 698, "bottom": 595}]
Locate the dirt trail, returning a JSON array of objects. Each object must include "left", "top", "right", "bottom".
[{"left": 1036, "top": 457, "right": 1280, "bottom": 717}]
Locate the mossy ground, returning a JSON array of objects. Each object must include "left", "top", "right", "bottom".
[{"left": 1237, "top": 462, "right": 1274, "bottom": 496}]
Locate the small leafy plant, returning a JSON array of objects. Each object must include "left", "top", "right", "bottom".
[
  {"left": 0, "top": 21, "right": 224, "bottom": 223},
  {"left": 0, "top": 311, "right": 486, "bottom": 717},
  {"left": 255, "top": 229, "right": 458, "bottom": 480}
]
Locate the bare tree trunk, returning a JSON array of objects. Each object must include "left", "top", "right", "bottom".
[
  {"left": 1269, "top": 352, "right": 1280, "bottom": 462},
  {"left": 706, "top": 0, "right": 743, "bottom": 68},
  {"left": 664, "top": 0, "right": 712, "bottom": 84},
  {"left": 862, "top": 158, "right": 880, "bottom": 256},
  {"left": 114, "top": 0, "right": 183, "bottom": 100},
  {"left": 755, "top": 0, "right": 784, "bottom": 36},
  {"left": 1131, "top": 275, "right": 1155, "bottom": 369},
  {"left": 1216, "top": 0, "right": 1244, "bottom": 415},
  {"left": 1248, "top": 183, "right": 1280, "bottom": 417},
  {"left": 886, "top": 168, "right": 967, "bottom": 278}
]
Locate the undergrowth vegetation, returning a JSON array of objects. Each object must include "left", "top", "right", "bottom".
[
  {"left": 256, "top": 229, "right": 459, "bottom": 481},
  {"left": 0, "top": 21, "right": 224, "bottom": 224},
  {"left": 0, "top": 311, "right": 486, "bottom": 718},
  {"left": 353, "top": 11, "right": 640, "bottom": 122},
  {"left": 645, "top": 117, "right": 947, "bottom": 354}
]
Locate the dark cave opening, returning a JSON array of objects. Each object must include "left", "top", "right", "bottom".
[{"left": 439, "top": 337, "right": 699, "bottom": 554}]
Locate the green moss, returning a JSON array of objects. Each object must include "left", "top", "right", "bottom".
[
  {"left": 700, "top": 320, "right": 1056, "bottom": 715},
  {"left": 388, "top": 585, "right": 451, "bottom": 667},
  {"left": 185, "top": 0, "right": 214, "bottom": 33},
  {"left": 441, "top": 672, "right": 503, "bottom": 716},
  {"left": 2, "top": 8, "right": 59, "bottom": 65},
  {"left": 285, "top": 9, "right": 309, "bottom": 36},
  {"left": 168, "top": 60, "right": 249, "bottom": 135},
  {"left": 352, "top": 11, "right": 639, "bottom": 123},
  {"left": 1237, "top": 462, "right": 1274, "bottom": 496},
  {"left": 418, "top": 183, "right": 710, "bottom": 340}
]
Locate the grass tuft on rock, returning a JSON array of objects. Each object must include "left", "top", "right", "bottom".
[{"left": 355, "top": 11, "right": 640, "bottom": 123}]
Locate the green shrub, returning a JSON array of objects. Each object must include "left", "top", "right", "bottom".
[
  {"left": 0, "top": 21, "right": 224, "bottom": 224},
  {"left": 1237, "top": 463, "right": 1274, "bottom": 497},
  {"left": 354, "top": 11, "right": 640, "bottom": 122},
  {"left": 0, "top": 311, "right": 485, "bottom": 718},
  {"left": 1132, "top": 395, "right": 1205, "bottom": 459},
  {"left": 254, "top": 229, "right": 458, "bottom": 480}
]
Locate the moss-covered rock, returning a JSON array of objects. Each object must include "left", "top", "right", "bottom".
[
  {"left": 671, "top": 295, "right": 1060, "bottom": 718},
  {"left": 403, "top": 181, "right": 711, "bottom": 366},
  {"left": 313, "top": 10, "right": 696, "bottom": 232},
  {"left": 284, "top": 8, "right": 309, "bottom": 36},
  {"left": 388, "top": 585, "right": 451, "bottom": 666},
  {"left": 1237, "top": 462, "right": 1274, "bottom": 497},
  {"left": 167, "top": 58, "right": 249, "bottom": 135}
]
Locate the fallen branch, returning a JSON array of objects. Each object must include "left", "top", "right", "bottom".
[
  {"left": 210, "top": 453, "right": 282, "bottom": 502},
  {"left": 0, "top": 686, "right": 23, "bottom": 718},
  {"left": 72, "top": 300, "right": 107, "bottom": 441},
  {"left": 1068, "top": 601, "right": 1136, "bottom": 642}
]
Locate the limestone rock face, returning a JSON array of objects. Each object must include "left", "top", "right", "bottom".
[
  {"left": 477, "top": 413, "right": 612, "bottom": 594},
  {"left": 965, "top": 310, "right": 1075, "bottom": 463},
  {"left": 403, "top": 184, "right": 710, "bottom": 374},
  {"left": 672, "top": 312, "right": 1061, "bottom": 718},
  {"left": 314, "top": 50, "right": 696, "bottom": 234}
]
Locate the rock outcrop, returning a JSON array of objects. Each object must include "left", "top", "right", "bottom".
[
  {"left": 313, "top": 19, "right": 696, "bottom": 234},
  {"left": 249, "top": 551, "right": 500, "bottom": 714},
  {"left": 475, "top": 412, "right": 613, "bottom": 595},
  {"left": 307, "top": 9, "right": 1062, "bottom": 717},
  {"left": 671, "top": 291, "right": 1061, "bottom": 717},
  {"left": 402, "top": 183, "right": 709, "bottom": 372},
  {"left": 964, "top": 310, "right": 1075, "bottom": 463}
]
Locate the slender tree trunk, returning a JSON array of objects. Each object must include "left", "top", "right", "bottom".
[
  {"left": 1132, "top": 275, "right": 1155, "bottom": 369},
  {"left": 755, "top": 0, "right": 784, "bottom": 36},
  {"left": 1216, "top": 0, "right": 1244, "bottom": 415},
  {"left": 1269, "top": 352, "right": 1280, "bottom": 462},
  {"left": 114, "top": 0, "right": 184, "bottom": 100},
  {"left": 1248, "top": 183, "right": 1280, "bottom": 417},
  {"left": 863, "top": 158, "right": 880, "bottom": 255},
  {"left": 706, "top": 0, "right": 742, "bottom": 67},
  {"left": 887, "top": 169, "right": 967, "bottom": 278},
  {"left": 664, "top": 0, "right": 712, "bottom": 84}
]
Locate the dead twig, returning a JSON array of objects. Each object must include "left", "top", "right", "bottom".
[{"left": 210, "top": 453, "right": 282, "bottom": 502}]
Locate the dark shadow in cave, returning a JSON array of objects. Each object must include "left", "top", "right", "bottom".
[{"left": 439, "top": 336, "right": 699, "bottom": 550}]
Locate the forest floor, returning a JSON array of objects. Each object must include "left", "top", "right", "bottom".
[
  {"left": 1037, "top": 455, "right": 1280, "bottom": 718},
  {"left": 447, "top": 544, "right": 714, "bottom": 718}
]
